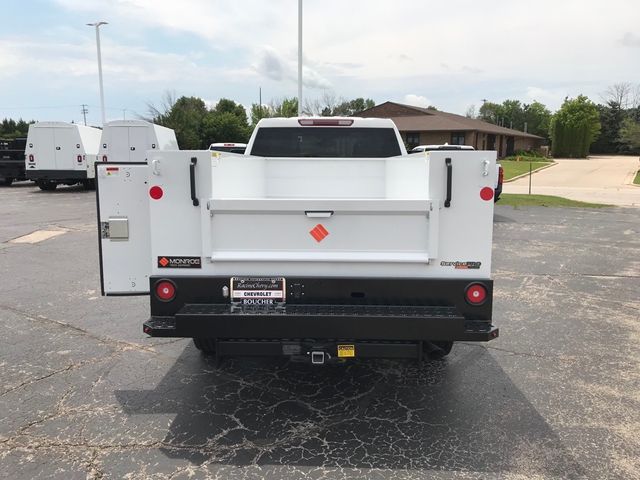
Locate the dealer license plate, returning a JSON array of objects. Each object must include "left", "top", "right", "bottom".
[{"left": 230, "top": 277, "right": 286, "bottom": 306}]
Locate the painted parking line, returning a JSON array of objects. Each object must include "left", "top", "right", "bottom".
[{"left": 9, "top": 229, "right": 68, "bottom": 244}]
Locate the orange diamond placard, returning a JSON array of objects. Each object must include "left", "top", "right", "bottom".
[{"left": 310, "top": 224, "right": 329, "bottom": 242}]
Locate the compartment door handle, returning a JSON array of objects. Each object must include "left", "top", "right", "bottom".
[
  {"left": 305, "top": 211, "right": 334, "bottom": 218},
  {"left": 190, "top": 157, "right": 199, "bottom": 206},
  {"left": 444, "top": 157, "right": 452, "bottom": 208}
]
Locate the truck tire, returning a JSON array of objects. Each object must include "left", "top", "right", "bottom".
[
  {"left": 82, "top": 179, "right": 96, "bottom": 190},
  {"left": 193, "top": 338, "right": 216, "bottom": 355},
  {"left": 37, "top": 181, "right": 57, "bottom": 191},
  {"left": 1, "top": 177, "right": 13, "bottom": 186}
]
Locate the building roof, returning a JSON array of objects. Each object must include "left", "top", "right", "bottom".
[{"left": 357, "top": 102, "right": 543, "bottom": 139}]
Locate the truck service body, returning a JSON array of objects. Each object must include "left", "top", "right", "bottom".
[
  {"left": 26, "top": 122, "right": 102, "bottom": 190},
  {"left": 98, "top": 120, "right": 178, "bottom": 163},
  {"left": 97, "top": 117, "right": 498, "bottom": 363}
]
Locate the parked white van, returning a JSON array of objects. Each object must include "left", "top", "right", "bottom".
[
  {"left": 25, "top": 122, "right": 102, "bottom": 191},
  {"left": 98, "top": 120, "right": 178, "bottom": 163}
]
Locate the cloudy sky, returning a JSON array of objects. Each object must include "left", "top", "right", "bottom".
[{"left": 1, "top": 0, "right": 638, "bottom": 125}]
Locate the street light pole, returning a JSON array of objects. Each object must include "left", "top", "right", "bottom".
[
  {"left": 297, "top": 0, "right": 302, "bottom": 116},
  {"left": 87, "top": 21, "right": 108, "bottom": 125}
]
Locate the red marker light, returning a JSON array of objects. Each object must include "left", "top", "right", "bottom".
[
  {"left": 77, "top": 155, "right": 83, "bottom": 163},
  {"left": 149, "top": 186, "right": 163, "bottom": 200},
  {"left": 28, "top": 154, "right": 34, "bottom": 162},
  {"left": 480, "top": 187, "right": 494, "bottom": 201},
  {"left": 465, "top": 283, "right": 487, "bottom": 305},
  {"left": 102, "top": 155, "right": 108, "bottom": 162},
  {"left": 155, "top": 280, "right": 176, "bottom": 301}
]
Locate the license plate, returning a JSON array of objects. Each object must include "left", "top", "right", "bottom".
[
  {"left": 230, "top": 277, "right": 285, "bottom": 306},
  {"left": 337, "top": 344, "right": 355, "bottom": 358}
]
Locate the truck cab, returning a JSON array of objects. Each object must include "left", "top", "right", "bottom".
[{"left": 97, "top": 117, "right": 499, "bottom": 363}]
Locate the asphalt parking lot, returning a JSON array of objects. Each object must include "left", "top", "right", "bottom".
[{"left": 0, "top": 182, "right": 639, "bottom": 479}]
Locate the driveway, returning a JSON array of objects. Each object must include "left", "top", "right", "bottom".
[{"left": 503, "top": 155, "right": 640, "bottom": 206}]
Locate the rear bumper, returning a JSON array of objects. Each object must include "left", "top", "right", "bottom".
[
  {"left": 26, "top": 169, "right": 87, "bottom": 181},
  {"left": 146, "top": 276, "right": 497, "bottom": 343}
]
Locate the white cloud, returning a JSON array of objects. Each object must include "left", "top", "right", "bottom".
[{"left": 402, "top": 94, "right": 432, "bottom": 108}]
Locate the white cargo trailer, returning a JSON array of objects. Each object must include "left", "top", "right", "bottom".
[
  {"left": 97, "top": 117, "right": 499, "bottom": 363},
  {"left": 98, "top": 120, "right": 178, "bottom": 163},
  {"left": 25, "top": 122, "right": 102, "bottom": 190}
]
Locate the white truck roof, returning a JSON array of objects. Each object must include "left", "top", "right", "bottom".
[
  {"left": 99, "top": 120, "right": 178, "bottom": 162},
  {"left": 254, "top": 117, "right": 396, "bottom": 128}
]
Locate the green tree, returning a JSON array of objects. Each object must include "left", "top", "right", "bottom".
[
  {"left": 618, "top": 118, "right": 640, "bottom": 152},
  {"left": 331, "top": 98, "right": 375, "bottom": 116},
  {"left": 250, "top": 103, "right": 273, "bottom": 126},
  {"left": 550, "top": 95, "right": 601, "bottom": 158},
  {"left": 591, "top": 101, "right": 625, "bottom": 153},
  {"left": 202, "top": 111, "right": 250, "bottom": 144},
  {"left": 271, "top": 98, "right": 299, "bottom": 117},
  {"left": 522, "top": 101, "right": 552, "bottom": 138},
  {"left": 150, "top": 95, "right": 208, "bottom": 149},
  {"left": 213, "top": 98, "right": 248, "bottom": 122},
  {"left": 0, "top": 118, "right": 32, "bottom": 138}
]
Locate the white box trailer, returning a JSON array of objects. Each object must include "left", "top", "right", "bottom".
[
  {"left": 25, "top": 122, "right": 101, "bottom": 190},
  {"left": 98, "top": 120, "right": 178, "bottom": 163},
  {"left": 96, "top": 117, "right": 499, "bottom": 363}
]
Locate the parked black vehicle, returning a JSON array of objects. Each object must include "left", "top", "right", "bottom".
[{"left": 0, "top": 137, "right": 27, "bottom": 186}]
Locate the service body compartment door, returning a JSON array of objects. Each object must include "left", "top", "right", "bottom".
[
  {"left": 96, "top": 163, "right": 151, "bottom": 295},
  {"left": 53, "top": 126, "right": 76, "bottom": 170},
  {"left": 128, "top": 127, "right": 149, "bottom": 161}
]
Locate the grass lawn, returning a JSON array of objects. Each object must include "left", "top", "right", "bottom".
[
  {"left": 499, "top": 194, "right": 611, "bottom": 208},
  {"left": 501, "top": 160, "right": 553, "bottom": 181},
  {"left": 634, "top": 170, "right": 640, "bottom": 185}
]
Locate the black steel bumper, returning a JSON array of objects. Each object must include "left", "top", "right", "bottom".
[
  {"left": 144, "top": 304, "right": 498, "bottom": 342},
  {"left": 26, "top": 169, "right": 87, "bottom": 181},
  {"left": 145, "top": 276, "right": 498, "bottom": 343}
]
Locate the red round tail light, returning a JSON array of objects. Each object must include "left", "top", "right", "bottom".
[
  {"left": 465, "top": 283, "right": 488, "bottom": 305},
  {"left": 155, "top": 280, "right": 176, "bottom": 301}
]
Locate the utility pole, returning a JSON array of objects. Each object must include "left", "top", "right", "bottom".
[
  {"left": 297, "top": 0, "right": 303, "bottom": 116},
  {"left": 81, "top": 104, "right": 88, "bottom": 126},
  {"left": 87, "top": 21, "right": 108, "bottom": 125}
]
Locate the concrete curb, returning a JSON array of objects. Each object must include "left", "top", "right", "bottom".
[{"left": 504, "top": 161, "right": 557, "bottom": 183}]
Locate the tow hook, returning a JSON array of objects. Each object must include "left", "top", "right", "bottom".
[{"left": 311, "top": 351, "right": 327, "bottom": 365}]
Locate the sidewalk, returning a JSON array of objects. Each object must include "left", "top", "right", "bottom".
[{"left": 503, "top": 155, "right": 640, "bottom": 207}]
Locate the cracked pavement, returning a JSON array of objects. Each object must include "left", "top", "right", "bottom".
[{"left": 1, "top": 182, "right": 639, "bottom": 479}]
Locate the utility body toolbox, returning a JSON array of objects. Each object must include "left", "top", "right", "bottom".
[
  {"left": 96, "top": 117, "right": 498, "bottom": 363},
  {"left": 25, "top": 122, "right": 102, "bottom": 190},
  {"left": 98, "top": 120, "right": 178, "bottom": 163}
]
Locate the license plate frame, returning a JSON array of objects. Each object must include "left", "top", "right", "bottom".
[{"left": 230, "top": 277, "right": 286, "bottom": 306}]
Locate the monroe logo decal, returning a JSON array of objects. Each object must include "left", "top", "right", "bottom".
[
  {"left": 157, "top": 256, "right": 201, "bottom": 268},
  {"left": 440, "top": 261, "right": 481, "bottom": 270}
]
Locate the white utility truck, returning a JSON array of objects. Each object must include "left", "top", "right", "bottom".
[
  {"left": 26, "top": 122, "right": 102, "bottom": 190},
  {"left": 97, "top": 117, "right": 499, "bottom": 363},
  {"left": 98, "top": 120, "right": 178, "bottom": 163}
]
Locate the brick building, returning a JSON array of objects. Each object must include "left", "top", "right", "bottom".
[{"left": 357, "top": 102, "right": 544, "bottom": 157}]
